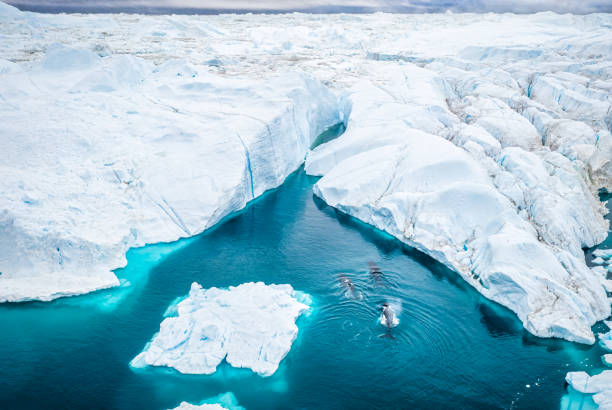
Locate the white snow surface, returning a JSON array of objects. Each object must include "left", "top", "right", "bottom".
[
  {"left": 0, "top": 2, "right": 611, "bottom": 343},
  {"left": 131, "top": 282, "right": 310, "bottom": 377}
]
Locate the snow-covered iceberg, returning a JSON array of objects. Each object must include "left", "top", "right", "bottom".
[
  {"left": 131, "top": 282, "right": 310, "bottom": 376},
  {"left": 0, "top": 4, "right": 342, "bottom": 302}
]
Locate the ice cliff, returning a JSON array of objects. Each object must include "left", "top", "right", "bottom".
[
  {"left": 131, "top": 282, "right": 310, "bottom": 376},
  {"left": 0, "top": 4, "right": 342, "bottom": 302},
  {"left": 0, "top": 2, "right": 611, "bottom": 343}
]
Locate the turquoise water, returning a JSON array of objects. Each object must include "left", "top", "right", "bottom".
[{"left": 0, "top": 169, "right": 609, "bottom": 409}]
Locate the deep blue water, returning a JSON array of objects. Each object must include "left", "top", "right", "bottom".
[{"left": 0, "top": 169, "right": 609, "bottom": 409}]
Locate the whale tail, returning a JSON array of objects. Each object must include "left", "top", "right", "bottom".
[{"left": 378, "top": 331, "right": 396, "bottom": 340}]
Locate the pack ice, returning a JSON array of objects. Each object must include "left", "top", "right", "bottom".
[
  {"left": 0, "top": 2, "right": 611, "bottom": 344},
  {"left": 131, "top": 282, "right": 310, "bottom": 376}
]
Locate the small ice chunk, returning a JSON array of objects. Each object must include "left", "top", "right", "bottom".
[
  {"left": 593, "top": 249, "right": 612, "bottom": 260},
  {"left": 132, "top": 282, "right": 310, "bottom": 377},
  {"left": 599, "top": 331, "right": 612, "bottom": 351},
  {"left": 602, "top": 354, "right": 612, "bottom": 367},
  {"left": 593, "top": 257, "right": 606, "bottom": 265}
]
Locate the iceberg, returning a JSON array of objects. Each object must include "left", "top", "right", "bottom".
[
  {"left": 0, "top": 4, "right": 342, "bottom": 302},
  {"left": 566, "top": 371, "right": 612, "bottom": 409},
  {"left": 131, "top": 282, "right": 310, "bottom": 376},
  {"left": 600, "top": 331, "right": 612, "bottom": 351}
]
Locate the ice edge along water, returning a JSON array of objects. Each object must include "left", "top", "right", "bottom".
[{"left": 1, "top": 1, "right": 611, "bottom": 346}]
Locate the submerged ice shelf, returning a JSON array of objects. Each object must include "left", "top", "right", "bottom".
[
  {"left": 566, "top": 370, "right": 612, "bottom": 409},
  {"left": 0, "top": 1, "right": 611, "bottom": 345},
  {"left": 172, "top": 391, "right": 244, "bottom": 410},
  {"left": 131, "top": 282, "right": 310, "bottom": 377}
]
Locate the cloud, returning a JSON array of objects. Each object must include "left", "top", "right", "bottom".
[{"left": 6, "top": 0, "right": 612, "bottom": 14}]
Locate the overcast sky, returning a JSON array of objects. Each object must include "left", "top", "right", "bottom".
[{"left": 7, "top": 0, "right": 612, "bottom": 14}]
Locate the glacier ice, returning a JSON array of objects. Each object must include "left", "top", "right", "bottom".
[
  {"left": 0, "top": 1, "right": 611, "bottom": 343},
  {"left": 131, "top": 282, "right": 310, "bottom": 376}
]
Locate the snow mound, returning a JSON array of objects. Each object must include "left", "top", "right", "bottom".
[{"left": 131, "top": 282, "right": 310, "bottom": 377}]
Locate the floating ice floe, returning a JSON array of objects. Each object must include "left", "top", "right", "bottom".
[
  {"left": 593, "top": 257, "right": 607, "bottom": 265},
  {"left": 131, "top": 282, "right": 310, "bottom": 377},
  {"left": 171, "top": 392, "right": 244, "bottom": 410},
  {"left": 594, "top": 249, "right": 612, "bottom": 260},
  {"left": 599, "top": 331, "right": 612, "bottom": 351},
  {"left": 566, "top": 371, "right": 612, "bottom": 409}
]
